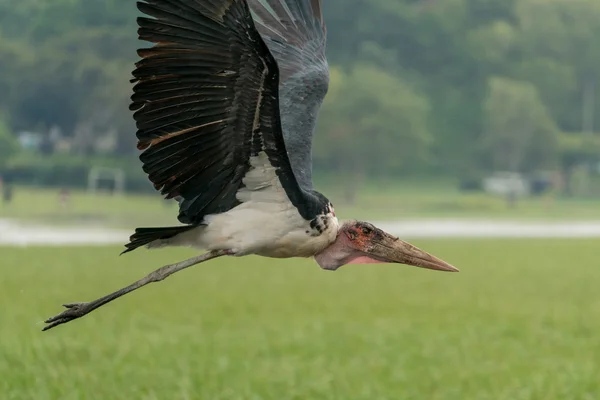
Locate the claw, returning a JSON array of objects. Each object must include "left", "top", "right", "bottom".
[{"left": 42, "top": 318, "right": 70, "bottom": 331}]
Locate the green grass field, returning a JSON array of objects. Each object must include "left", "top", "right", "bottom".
[
  {"left": 2, "top": 240, "right": 599, "bottom": 399},
  {"left": 3, "top": 182, "right": 600, "bottom": 228}
]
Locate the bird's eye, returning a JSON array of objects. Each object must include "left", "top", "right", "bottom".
[{"left": 361, "top": 227, "right": 372, "bottom": 235}]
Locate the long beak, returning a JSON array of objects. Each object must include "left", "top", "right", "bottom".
[{"left": 369, "top": 234, "right": 459, "bottom": 272}]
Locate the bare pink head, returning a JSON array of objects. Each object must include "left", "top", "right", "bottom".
[{"left": 315, "top": 220, "right": 458, "bottom": 272}]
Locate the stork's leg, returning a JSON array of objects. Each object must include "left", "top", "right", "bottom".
[{"left": 42, "top": 249, "right": 231, "bottom": 331}]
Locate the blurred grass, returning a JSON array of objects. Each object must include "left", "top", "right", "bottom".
[
  {"left": 2, "top": 180, "right": 600, "bottom": 228},
  {"left": 1, "top": 240, "right": 599, "bottom": 399}
]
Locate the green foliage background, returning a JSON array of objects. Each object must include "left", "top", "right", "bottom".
[{"left": 0, "top": 0, "right": 599, "bottom": 184}]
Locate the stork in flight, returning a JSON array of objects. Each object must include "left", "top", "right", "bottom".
[{"left": 44, "top": 0, "right": 458, "bottom": 331}]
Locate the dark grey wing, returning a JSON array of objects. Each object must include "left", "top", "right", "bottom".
[
  {"left": 131, "top": 0, "right": 329, "bottom": 224},
  {"left": 247, "top": 0, "right": 329, "bottom": 189}
]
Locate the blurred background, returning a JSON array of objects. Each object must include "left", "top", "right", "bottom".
[
  {"left": 1, "top": 0, "right": 600, "bottom": 229},
  {"left": 1, "top": 1, "right": 599, "bottom": 399}
]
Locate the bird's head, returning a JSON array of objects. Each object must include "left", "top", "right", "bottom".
[{"left": 315, "top": 220, "right": 458, "bottom": 272}]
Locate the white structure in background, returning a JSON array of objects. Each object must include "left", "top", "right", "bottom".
[
  {"left": 16, "top": 131, "right": 43, "bottom": 150},
  {"left": 483, "top": 172, "right": 530, "bottom": 197},
  {"left": 87, "top": 167, "right": 125, "bottom": 195}
]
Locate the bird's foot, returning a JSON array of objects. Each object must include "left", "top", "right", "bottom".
[{"left": 43, "top": 302, "right": 93, "bottom": 331}]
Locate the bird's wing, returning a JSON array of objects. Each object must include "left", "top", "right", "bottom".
[
  {"left": 132, "top": 0, "right": 328, "bottom": 224},
  {"left": 247, "top": 0, "right": 329, "bottom": 189}
]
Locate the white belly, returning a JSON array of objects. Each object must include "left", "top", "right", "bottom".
[
  {"left": 168, "top": 151, "right": 339, "bottom": 258},
  {"left": 173, "top": 203, "right": 339, "bottom": 258}
]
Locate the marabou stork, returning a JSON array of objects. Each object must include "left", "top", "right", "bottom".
[{"left": 43, "top": 0, "right": 458, "bottom": 331}]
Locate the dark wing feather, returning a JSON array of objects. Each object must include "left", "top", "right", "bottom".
[
  {"left": 132, "top": 0, "right": 328, "bottom": 224},
  {"left": 247, "top": 0, "right": 329, "bottom": 189}
]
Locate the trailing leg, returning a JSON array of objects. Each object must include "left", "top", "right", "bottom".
[{"left": 43, "top": 250, "right": 231, "bottom": 331}]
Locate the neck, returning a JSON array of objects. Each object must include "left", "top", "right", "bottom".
[
  {"left": 314, "top": 242, "right": 352, "bottom": 271},
  {"left": 314, "top": 231, "right": 358, "bottom": 271}
]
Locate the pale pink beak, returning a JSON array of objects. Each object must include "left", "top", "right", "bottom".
[{"left": 367, "top": 234, "right": 459, "bottom": 272}]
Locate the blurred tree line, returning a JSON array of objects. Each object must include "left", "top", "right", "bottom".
[{"left": 0, "top": 0, "right": 599, "bottom": 194}]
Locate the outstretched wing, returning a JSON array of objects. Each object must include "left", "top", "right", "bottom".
[
  {"left": 247, "top": 0, "right": 329, "bottom": 189},
  {"left": 131, "top": 0, "right": 328, "bottom": 224}
]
